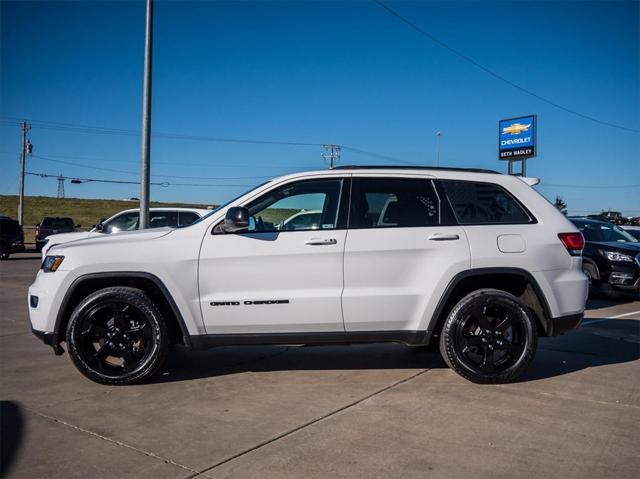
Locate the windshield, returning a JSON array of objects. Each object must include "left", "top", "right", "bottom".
[
  {"left": 573, "top": 221, "right": 639, "bottom": 243},
  {"left": 187, "top": 182, "right": 271, "bottom": 227}
]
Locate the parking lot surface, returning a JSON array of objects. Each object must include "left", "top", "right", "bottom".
[{"left": 1, "top": 253, "right": 639, "bottom": 478}]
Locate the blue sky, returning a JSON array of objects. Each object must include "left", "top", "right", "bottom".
[{"left": 1, "top": 0, "right": 638, "bottom": 215}]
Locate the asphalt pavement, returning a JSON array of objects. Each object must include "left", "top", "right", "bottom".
[{"left": 1, "top": 253, "right": 639, "bottom": 478}]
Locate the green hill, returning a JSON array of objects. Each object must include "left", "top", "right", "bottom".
[{"left": 0, "top": 195, "right": 215, "bottom": 244}]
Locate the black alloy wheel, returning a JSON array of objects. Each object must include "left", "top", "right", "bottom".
[
  {"left": 440, "top": 289, "right": 537, "bottom": 384},
  {"left": 67, "top": 287, "right": 169, "bottom": 385}
]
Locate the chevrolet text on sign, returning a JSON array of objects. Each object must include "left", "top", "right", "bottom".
[{"left": 499, "top": 115, "right": 536, "bottom": 160}]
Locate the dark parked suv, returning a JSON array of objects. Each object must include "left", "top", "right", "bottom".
[
  {"left": 0, "top": 216, "right": 25, "bottom": 260},
  {"left": 35, "top": 217, "right": 77, "bottom": 252},
  {"left": 570, "top": 217, "right": 640, "bottom": 297}
]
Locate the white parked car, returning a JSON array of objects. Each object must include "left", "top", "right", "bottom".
[
  {"left": 28, "top": 166, "right": 588, "bottom": 385},
  {"left": 41, "top": 207, "right": 209, "bottom": 257}
]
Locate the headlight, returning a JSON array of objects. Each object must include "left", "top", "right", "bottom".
[
  {"left": 601, "top": 250, "right": 634, "bottom": 262},
  {"left": 42, "top": 255, "right": 65, "bottom": 272}
]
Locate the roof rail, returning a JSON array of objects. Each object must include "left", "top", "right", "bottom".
[{"left": 331, "top": 165, "right": 501, "bottom": 174}]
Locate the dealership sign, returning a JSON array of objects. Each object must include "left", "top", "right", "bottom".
[{"left": 499, "top": 115, "right": 536, "bottom": 160}]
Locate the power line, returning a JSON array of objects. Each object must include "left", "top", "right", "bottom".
[
  {"left": 0, "top": 118, "right": 325, "bottom": 146},
  {"left": 0, "top": 149, "right": 317, "bottom": 169},
  {"left": 29, "top": 154, "right": 274, "bottom": 180},
  {"left": 373, "top": 0, "right": 639, "bottom": 134},
  {"left": 25, "top": 171, "right": 256, "bottom": 188},
  {"left": 0, "top": 117, "right": 417, "bottom": 165}
]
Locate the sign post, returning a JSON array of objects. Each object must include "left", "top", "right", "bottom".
[{"left": 498, "top": 115, "right": 536, "bottom": 176}]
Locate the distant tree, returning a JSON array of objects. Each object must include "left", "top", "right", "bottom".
[{"left": 554, "top": 196, "right": 568, "bottom": 215}]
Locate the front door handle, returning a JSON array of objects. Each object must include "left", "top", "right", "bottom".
[
  {"left": 305, "top": 238, "right": 337, "bottom": 246},
  {"left": 428, "top": 233, "right": 460, "bottom": 241}
]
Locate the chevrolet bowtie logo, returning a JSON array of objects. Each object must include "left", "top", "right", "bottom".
[{"left": 502, "top": 123, "right": 531, "bottom": 135}]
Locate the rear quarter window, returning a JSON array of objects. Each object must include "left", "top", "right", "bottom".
[{"left": 441, "top": 180, "right": 532, "bottom": 225}]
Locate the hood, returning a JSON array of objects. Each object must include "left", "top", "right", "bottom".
[
  {"left": 45, "top": 231, "right": 93, "bottom": 245},
  {"left": 48, "top": 227, "right": 174, "bottom": 253},
  {"left": 589, "top": 241, "right": 640, "bottom": 254}
]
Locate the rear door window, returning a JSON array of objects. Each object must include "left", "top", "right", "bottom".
[
  {"left": 349, "top": 178, "right": 440, "bottom": 229},
  {"left": 178, "top": 212, "right": 200, "bottom": 227},
  {"left": 150, "top": 211, "right": 179, "bottom": 228},
  {"left": 441, "top": 180, "right": 532, "bottom": 224}
]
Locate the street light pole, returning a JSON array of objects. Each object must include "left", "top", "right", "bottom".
[
  {"left": 435, "top": 131, "right": 442, "bottom": 167},
  {"left": 139, "top": 0, "right": 154, "bottom": 229}
]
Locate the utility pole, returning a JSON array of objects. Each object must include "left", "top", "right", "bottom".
[
  {"left": 435, "top": 131, "right": 442, "bottom": 167},
  {"left": 17, "top": 121, "right": 32, "bottom": 226},
  {"left": 139, "top": 0, "right": 154, "bottom": 229},
  {"left": 321, "top": 144, "right": 341, "bottom": 169}
]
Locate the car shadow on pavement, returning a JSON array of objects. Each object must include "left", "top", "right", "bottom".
[
  {"left": 0, "top": 400, "right": 24, "bottom": 478},
  {"left": 520, "top": 318, "right": 639, "bottom": 382},
  {"left": 154, "top": 318, "right": 639, "bottom": 385}
]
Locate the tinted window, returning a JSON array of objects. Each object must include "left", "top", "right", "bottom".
[
  {"left": 41, "top": 217, "right": 74, "bottom": 229},
  {"left": 0, "top": 219, "right": 20, "bottom": 235},
  {"left": 246, "top": 179, "right": 343, "bottom": 232},
  {"left": 149, "top": 211, "right": 178, "bottom": 228},
  {"left": 350, "top": 178, "right": 439, "bottom": 228},
  {"left": 573, "top": 221, "right": 638, "bottom": 243},
  {"left": 178, "top": 212, "right": 200, "bottom": 227},
  {"left": 442, "top": 181, "right": 530, "bottom": 224}
]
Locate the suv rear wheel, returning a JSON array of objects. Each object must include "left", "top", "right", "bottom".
[
  {"left": 439, "top": 289, "right": 537, "bottom": 384},
  {"left": 66, "top": 287, "right": 169, "bottom": 385}
]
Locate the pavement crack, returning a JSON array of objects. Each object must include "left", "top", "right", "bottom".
[
  {"left": 188, "top": 368, "right": 431, "bottom": 478},
  {"left": 25, "top": 407, "right": 214, "bottom": 478}
]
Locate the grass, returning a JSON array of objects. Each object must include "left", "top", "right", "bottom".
[{"left": 0, "top": 195, "right": 215, "bottom": 244}]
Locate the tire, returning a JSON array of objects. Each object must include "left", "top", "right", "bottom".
[
  {"left": 0, "top": 252, "right": 9, "bottom": 260},
  {"left": 439, "top": 289, "right": 537, "bottom": 384},
  {"left": 582, "top": 263, "right": 600, "bottom": 298},
  {"left": 66, "top": 287, "right": 169, "bottom": 385},
  {"left": 35, "top": 242, "right": 43, "bottom": 253}
]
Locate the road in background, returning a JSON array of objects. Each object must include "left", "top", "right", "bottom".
[{"left": 1, "top": 254, "right": 639, "bottom": 478}]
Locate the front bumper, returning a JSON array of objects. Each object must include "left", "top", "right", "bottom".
[
  {"left": 28, "top": 269, "right": 76, "bottom": 340},
  {"left": 31, "top": 328, "right": 64, "bottom": 355},
  {"left": 547, "top": 312, "right": 583, "bottom": 336}
]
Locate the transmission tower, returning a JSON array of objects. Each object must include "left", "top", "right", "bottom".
[
  {"left": 321, "top": 144, "right": 341, "bottom": 169},
  {"left": 57, "top": 174, "right": 65, "bottom": 198}
]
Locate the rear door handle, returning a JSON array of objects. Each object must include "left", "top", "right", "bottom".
[
  {"left": 305, "top": 238, "right": 337, "bottom": 246},
  {"left": 428, "top": 233, "right": 460, "bottom": 241}
]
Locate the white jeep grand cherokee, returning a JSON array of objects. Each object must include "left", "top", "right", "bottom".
[{"left": 28, "top": 166, "right": 588, "bottom": 385}]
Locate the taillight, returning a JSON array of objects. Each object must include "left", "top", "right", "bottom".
[{"left": 558, "top": 232, "right": 584, "bottom": 256}]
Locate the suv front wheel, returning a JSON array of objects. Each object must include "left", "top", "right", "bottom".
[
  {"left": 439, "top": 289, "right": 537, "bottom": 384},
  {"left": 66, "top": 287, "right": 169, "bottom": 385}
]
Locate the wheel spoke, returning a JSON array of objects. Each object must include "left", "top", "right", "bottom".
[
  {"left": 463, "top": 335, "right": 483, "bottom": 346},
  {"left": 89, "top": 342, "right": 111, "bottom": 365},
  {"left": 121, "top": 349, "right": 139, "bottom": 372},
  {"left": 495, "top": 315, "right": 510, "bottom": 333},
  {"left": 85, "top": 322, "right": 109, "bottom": 338},
  {"left": 480, "top": 348, "right": 495, "bottom": 372},
  {"left": 472, "top": 305, "right": 491, "bottom": 329}
]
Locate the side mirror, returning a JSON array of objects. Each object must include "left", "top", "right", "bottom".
[
  {"left": 220, "top": 207, "right": 250, "bottom": 233},
  {"left": 95, "top": 223, "right": 105, "bottom": 233}
]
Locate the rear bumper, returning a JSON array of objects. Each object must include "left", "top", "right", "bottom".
[{"left": 547, "top": 312, "right": 583, "bottom": 336}]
